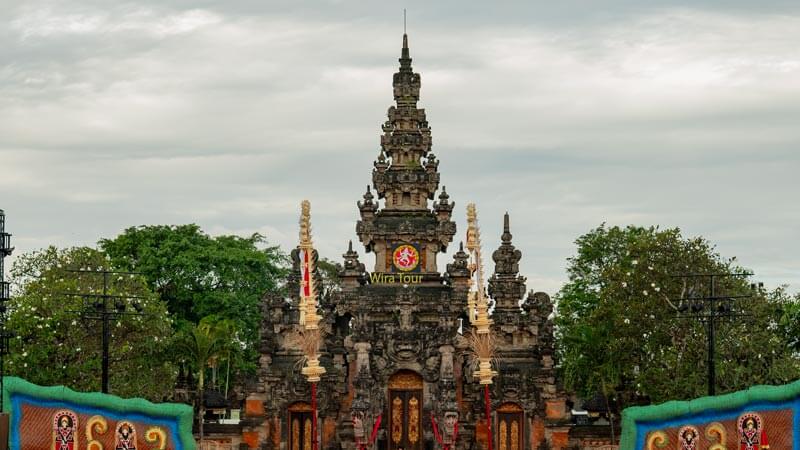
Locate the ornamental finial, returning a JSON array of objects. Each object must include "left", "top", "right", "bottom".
[
  {"left": 299, "top": 200, "right": 312, "bottom": 248},
  {"left": 465, "top": 203, "right": 492, "bottom": 334},
  {"left": 466, "top": 203, "right": 479, "bottom": 252},
  {"left": 298, "top": 200, "right": 319, "bottom": 329}
]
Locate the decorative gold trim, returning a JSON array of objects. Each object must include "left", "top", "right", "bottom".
[
  {"left": 511, "top": 421, "right": 519, "bottom": 450},
  {"left": 392, "top": 397, "right": 403, "bottom": 444},
  {"left": 289, "top": 402, "right": 313, "bottom": 413},
  {"left": 292, "top": 419, "right": 300, "bottom": 450},
  {"left": 705, "top": 422, "right": 727, "bottom": 450},
  {"left": 497, "top": 403, "right": 524, "bottom": 413},
  {"left": 646, "top": 431, "right": 668, "bottom": 450},
  {"left": 389, "top": 371, "right": 423, "bottom": 390},
  {"left": 304, "top": 418, "right": 312, "bottom": 450},
  {"left": 144, "top": 427, "right": 167, "bottom": 450},
  {"left": 86, "top": 415, "right": 107, "bottom": 450},
  {"left": 499, "top": 420, "right": 508, "bottom": 450},
  {"left": 408, "top": 396, "right": 419, "bottom": 444}
]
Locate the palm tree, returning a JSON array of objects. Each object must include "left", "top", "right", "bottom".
[{"left": 178, "top": 316, "right": 234, "bottom": 445}]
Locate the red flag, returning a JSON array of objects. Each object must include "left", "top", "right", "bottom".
[
  {"left": 370, "top": 414, "right": 382, "bottom": 444},
  {"left": 431, "top": 413, "right": 442, "bottom": 444}
]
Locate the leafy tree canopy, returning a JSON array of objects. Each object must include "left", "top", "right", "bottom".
[
  {"left": 556, "top": 224, "right": 800, "bottom": 405},
  {"left": 7, "top": 246, "right": 175, "bottom": 400},
  {"left": 99, "top": 224, "right": 288, "bottom": 373}
]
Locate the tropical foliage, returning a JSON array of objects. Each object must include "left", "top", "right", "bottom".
[
  {"left": 99, "top": 224, "right": 288, "bottom": 375},
  {"left": 556, "top": 224, "right": 800, "bottom": 406},
  {"left": 6, "top": 246, "right": 175, "bottom": 400},
  {"left": 177, "top": 316, "right": 234, "bottom": 442}
]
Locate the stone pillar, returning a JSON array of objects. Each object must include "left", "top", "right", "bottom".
[
  {"left": 439, "top": 345, "right": 455, "bottom": 379},
  {"left": 354, "top": 342, "right": 372, "bottom": 375},
  {"left": 531, "top": 416, "right": 545, "bottom": 450}
]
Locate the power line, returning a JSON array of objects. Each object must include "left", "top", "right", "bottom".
[
  {"left": 60, "top": 269, "right": 147, "bottom": 394},
  {"left": 0, "top": 210, "right": 14, "bottom": 413},
  {"left": 674, "top": 272, "right": 755, "bottom": 396}
]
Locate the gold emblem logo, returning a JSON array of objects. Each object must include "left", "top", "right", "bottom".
[{"left": 393, "top": 244, "right": 419, "bottom": 272}]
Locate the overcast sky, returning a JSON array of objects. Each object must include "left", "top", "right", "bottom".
[{"left": 1, "top": 0, "right": 799, "bottom": 295}]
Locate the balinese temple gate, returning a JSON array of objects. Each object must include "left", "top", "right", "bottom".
[{"left": 242, "top": 34, "right": 571, "bottom": 450}]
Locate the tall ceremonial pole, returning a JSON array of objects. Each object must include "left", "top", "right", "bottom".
[
  {"left": 298, "top": 200, "right": 326, "bottom": 450},
  {"left": 466, "top": 204, "right": 497, "bottom": 450}
]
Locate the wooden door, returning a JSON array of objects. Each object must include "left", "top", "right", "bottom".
[
  {"left": 289, "top": 403, "right": 313, "bottom": 450},
  {"left": 388, "top": 371, "right": 423, "bottom": 450},
  {"left": 497, "top": 403, "right": 524, "bottom": 450}
]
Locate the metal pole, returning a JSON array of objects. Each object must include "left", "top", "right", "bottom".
[
  {"left": 311, "top": 382, "right": 318, "bottom": 450},
  {"left": 101, "top": 270, "right": 109, "bottom": 394},
  {"left": 484, "top": 385, "right": 492, "bottom": 450},
  {"left": 707, "top": 275, "right": 715, "bottom": 396}
]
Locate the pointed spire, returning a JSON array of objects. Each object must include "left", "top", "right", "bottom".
[
  {"left": 492, "top": 212, "right": 522, "bottom": 276},
  {"left": 341, "top": 239, "right": 365, "bottom": 282},
  {"left": 488, "top": 212, "right": 527, "bottom": 314},
  {"left": 358, "top": 185, "right": 378, "bottom": 217},
  {"left": 501, "top": 212, "right": 512, "bottom": 243},
  {"left": 399, "top": 33, "right": 413, "bottom": 72},
  {"left": 434, "top": 186, "right": 454, "bottom": 217}
]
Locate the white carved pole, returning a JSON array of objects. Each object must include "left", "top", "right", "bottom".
[
  {"left": 298, "top": 200, "right": 325, "bottom": 450},
  {"left": 466, "top": 203, "right": 497, "bottom": 450}
]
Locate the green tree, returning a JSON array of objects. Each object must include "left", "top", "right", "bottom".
[
  {"left": 99, "top": 224, "right": 288, "bottom": 375},
  {"left": 177, "top": 316, "right": 232, "bottom": 444},
  {"left": 7, "top": 246, "right": 175, "bottom": 400},
  {"left": 780, "top": 291, "right": 800, "bottom": 352},
  {"left": 556, "top": 224, "right": 800, "bottom": 406},
  {"left": 316, "top": 257, "right": 342, "bottom": 300}
]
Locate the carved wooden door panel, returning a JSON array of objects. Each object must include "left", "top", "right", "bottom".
[
  {"left": 497, "top": 404, "right": 524, "bottom": 450},
  {"left": 388, "top": 390, "right": 422, "bottom": 450},
  {"left": 388, "top": 371, "right": 424, "bottom": 450},
  {"left": 289, "top": 404, "right": 313, "bottom": 450}
]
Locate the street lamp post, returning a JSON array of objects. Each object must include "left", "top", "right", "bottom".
[
  {"left": 0, "top": 210, "right": 14, "bottom": 450},
  {"left": 63, "top": 269, "right": 146, "bottom": 394},
  {"left": 675, "top": 272, "right": 753, "bottom": 396},
  {"left": 0, "top": 210, "right": 14, "bottom": 411}
]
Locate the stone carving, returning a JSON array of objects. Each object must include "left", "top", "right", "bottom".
[
  {"left": 354, "top": 342, "right": 372, "bottom": 376},
  {"left": 439, "top": 345, "right": 455, "bottom": 379}
]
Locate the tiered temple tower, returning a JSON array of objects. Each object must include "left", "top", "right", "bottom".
[{"left": 243, "top": 34, "right": 570, "bottom": 450}]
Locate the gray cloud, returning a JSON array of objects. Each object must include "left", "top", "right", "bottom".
[{"left": 1, "top": 1, "right": 799, "bottom": 295}]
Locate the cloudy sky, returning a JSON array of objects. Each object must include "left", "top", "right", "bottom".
[{"left": 2, "top": 0, "right": 799, "bottom": 295}]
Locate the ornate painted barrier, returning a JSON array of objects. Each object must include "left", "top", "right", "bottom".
[
  {"left": 620, "top": 380, "right": 800, "bottom": 450},
  {"left": 2, "top": 377, "right": 195, "bottom": 450}
]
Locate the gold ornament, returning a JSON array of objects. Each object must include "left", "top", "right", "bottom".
[
  {"left": 392, "top": 397, "right": 403, "bottom": 444},
  {"left": 145, "top": 427, "right": 167, "bottom": 450},
  {"left": 409, "top": 396, "right": 419, "bottom": 444},
  {"left": 706, "top": 422, "right": 727, "bottom": 450},
  {"left": 646, "top": 431, "right": 668, "bottom": 450},
  {"left": 86, "top": 415, "right": 108, "bottom": 450}
]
